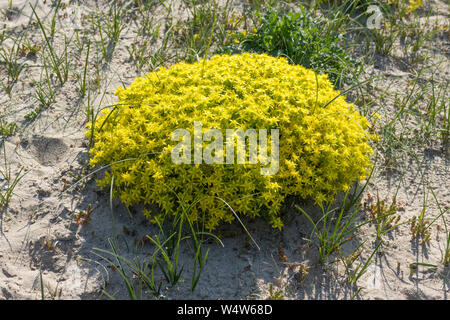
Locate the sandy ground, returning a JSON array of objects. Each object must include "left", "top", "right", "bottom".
[{"left": 0, "top": 0, "right": 448, "bottom": 300}]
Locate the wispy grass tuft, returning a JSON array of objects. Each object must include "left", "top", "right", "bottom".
[
  {"left": 0, "top": 140, "right": 26, "bottom": 213},
  {"left": 31, "top": 3, "right": 68, "bottom": 85},
  {"left": 0, "top": 38, "right": 28, "bottom": 96}
]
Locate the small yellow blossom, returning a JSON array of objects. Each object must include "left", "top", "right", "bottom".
[{"left": 407, "top": 0, "right": 422, "bottom": 14}]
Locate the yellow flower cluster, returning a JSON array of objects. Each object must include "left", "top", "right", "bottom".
[
  {"left": 386, "top": 0, "right": 422, "bottom": 14},
  {"left": 87, "top": 53, "right": 375, "bottom": 230},
  {"left": 406, "top": 0, "right": 422, "bottom": 14}
]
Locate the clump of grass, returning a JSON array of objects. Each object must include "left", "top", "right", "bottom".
[
  {"left": 173, "top": 0, "right": 220, "bottom": 63},
  {"left": 0, "top": 39, "right": 28, "bottom": 96},
  {"left": 423, "top": 78, "right": 449, "bottom": 149},
  {"left": 30, "top": 3, "right": 69, "bottom": 86},
  {"left": 93, "top": 238, "right": 163, "bottom": 300},
  {"left": 147, "top": 213, "right": 186, "bottom": 288},
  {"left": 27, "top": 56, "right": 57, "bottom": 121},
  {"left": 375, "top": 66, "right": 449, "bottom": 173},
  {"left": 90, "top": 1, "right": 128, "bottom": 63},
  {"left": 337, "top": 238, "right": 383, "bottom": 290},
  {"left": 410, "top": 186, "right": 448, "bottom": 245},
  {"left": 125, "top": 41, "right": 150, "bottom": 74},
  {"left": 220, "top": 6, "right": 358, "bottom": 87},
  {"left": 104, "top": 1, "right": 128, "bottom": 44},
  {"left": 267, "top": 283, "right": 284, "bottom": 300},
  {"left": 0, "top": 120, "right": 18, "bottom": 138},
  {"left": 411, "top": 195, "right": 432, "bottom": 244},
  {"left": 92, "top": 172, "right": 223, "bottom": 299},
  {"left": 363, "top": 192, "right": 404, "bottom": 239},
  {"left": 0, "top": 140, "right": 26, "bottom": 212},
  {"left": 372, "top": 22, "right": 397, "bottom": 56},
  {"left": 125, "top": 18, "right": 170, "bottom": 73},
  {"left": 146, "top": 196, "right": 224, "bottom": 291},
  {"left": 297, "top": 186, "right": 378, "bottom": 265},
  {"left": 19, "top": 38, "right": 41, "bottom": 58},
  {"left": 77, "top": 40, "right": 91, "bottom": 97},
  {"left": 94, "top": 205, "right": 220, "bottom": 299},
  {"left": 74, "top": 204, "right": 93, "bottom": 225},
  {"left": 429, "top": 188, "right": 450, "bottom": 266}
]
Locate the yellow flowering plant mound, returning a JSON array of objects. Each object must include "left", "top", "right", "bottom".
[{"left": 87, "top": 53, "right": 375, "bottom": 230}]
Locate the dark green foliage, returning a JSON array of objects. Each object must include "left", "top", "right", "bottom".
[{"left": 219, "top": 6, "right": 358, "bottom": 87}]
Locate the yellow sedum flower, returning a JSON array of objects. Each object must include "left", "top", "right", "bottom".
[
  {"left": 87, "top": 53, "right": 376, "bottom": 230},
  {"left": 407, "top": 0, "right": 422, "bottom": 14}
]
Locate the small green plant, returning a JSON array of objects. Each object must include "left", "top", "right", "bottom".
[
  {"left": 104, "top": 1, "right": 127, "bottom": 44},
  {"left": 93, "top": 203, "right": 221, "bottom": 298},
  {"left": 50, "top": 0, "right": 63, "bottom": 39},
  {"left": 412, "top": 213, "right": 431, "bottom": 235},
  {"left": 37, "top": 268, "right": 62, "bottom": 299},
  {"left": 423, "top": 79, "right": 449, "bottom": 148},
  {"left": 74, "top": 204, "right": 93, "bottom": 225},
  {"left": 91, "top": 1, "right": 127, "bottom": 63},
  {"left": 30, "top": 3, "right": 68, "bottom": 85},
  {"left": 338, "top": 239, "right": 383, "bottom": 287},
  {"left": 428, "top": 188, "right": 449, "bottom": 264},
  {"left": 0, "top": 140, "right": 26, "bottom": 211},
  {"left": 220, "top": 6, "right": 358, "bottom": 87},
  {"left": 374, "top": 66, "right": 449, "bottom": 172},
  {"left": 267, "top": 283, "right": 284, "bottom": 300},
  {"left": 410, "top": 185, "right": 448, "bottom": 245},
  {"left": 372, "top": 22, "right": 397, "bottom": 56},
  {"left": 92, "top": 16, "right": 111, "bottom": 63},
  {"left": 24, "top": 105, "right": 44, "bottom": 121},
  {"left": 124, "top": 17, "right": 169, "bottom": 74},
  {"left": 297, "top": 188, "right": 376, "bottom": 265},
  {"left": 411, "top": 192, "right": 432, "bottom": 243},
  {"left": 0, "top": 120, "right": 18, "bottom": 138},
  {"left": 93, "top": 238, "right": 163, "bottom": 300},
  {"left": 173, "top": 1, "right": 220, "bottom": 63},
  {"left": 177, "top": 196, "right": 223, "bottom": 292},
  {"left": 33, "top": 79, "right": 55, "bottom": 109},
  {"left": 147, "top": 214, "right": 186, "bottom": 287},
  {"left": 146, "top": 199, "right": 223, "bottom": 290},
  {"left": 0, "top": 40, "right": 28, "bottom": 95},
  {"left": 28, "top": 57, "right": 56, "bottom": 119},
  {"left": 19, "top": 39, "right": 41, "bottom": 57},
  {"left": 430, "top": 193, "right": 449, "bottom": 265},
  {"left": 0, "top": 166, "right": 25, "bottom": 211},
  {"left": 78, "top": 40, "right": 91, "bottom": 97},
  {"left": 364, "top": 192, "right": 404, "bottom": 238},
  {"left": 125, "top": 41, "right": 150, "bottom": 73}
]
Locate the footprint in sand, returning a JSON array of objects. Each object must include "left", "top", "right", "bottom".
[{"left": 22, "top": 136, "right": 69, "bottom": 167}]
